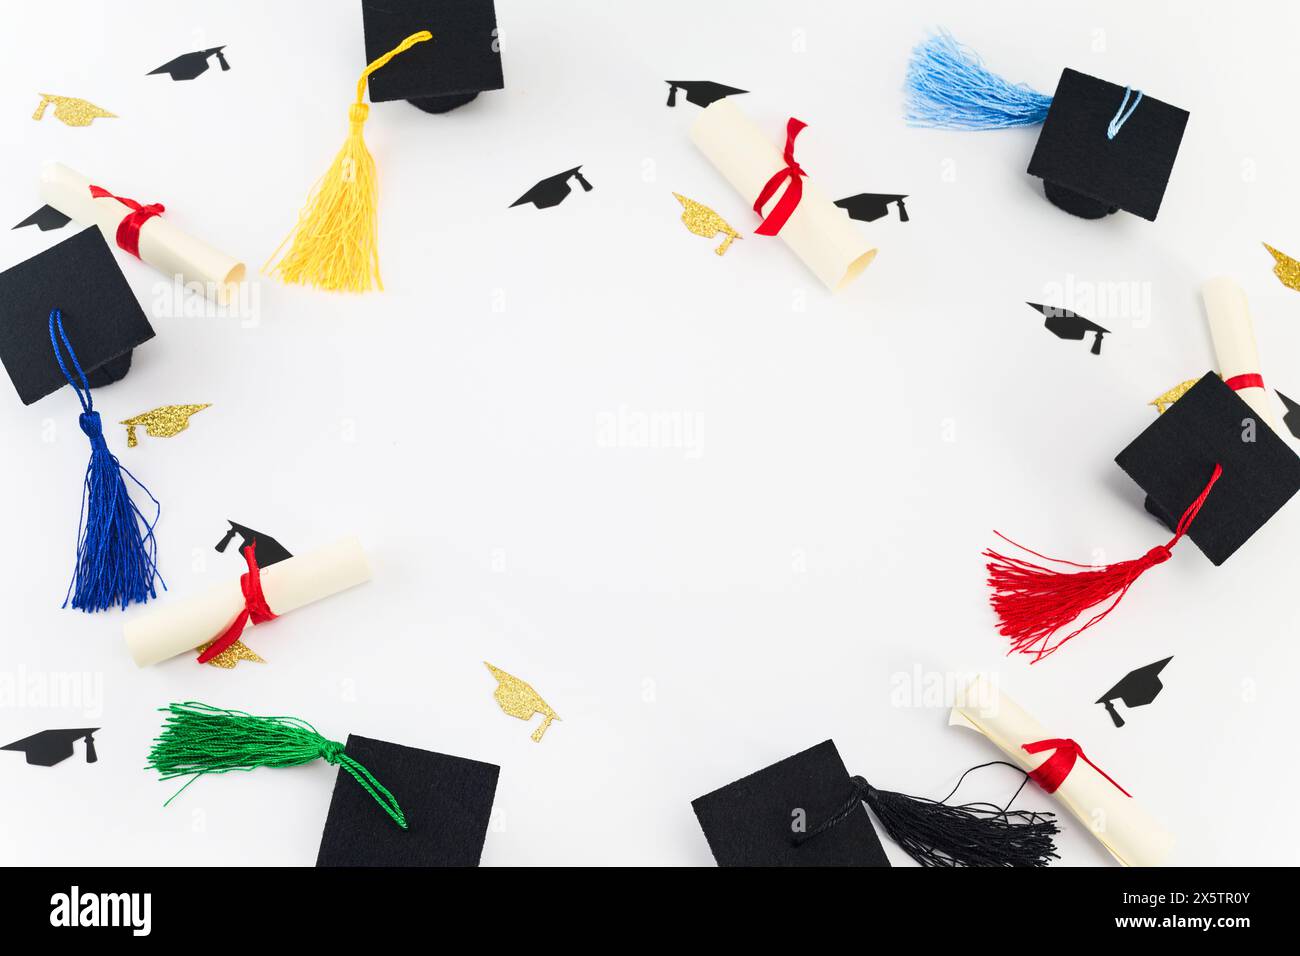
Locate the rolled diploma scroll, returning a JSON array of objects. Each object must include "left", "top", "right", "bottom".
[
  {"left": 124, "top": 537, "right": 371, "bottom": 667},
  {"left": 39, "top": 161, "right": 246, "bottom": 303},
  {"left": 950, "top": 677, "right": 1173, "bottom": 867},
  {"left": 690, "top": 98, "right": 876, "bottom": 291},
  {"left": 1202, "top": 276, "right": 1279, "bottom": 434}
]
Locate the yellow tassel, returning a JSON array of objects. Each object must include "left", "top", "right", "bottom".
[{"left": 264, "top": 31, "right": 433, "bottom": 293}]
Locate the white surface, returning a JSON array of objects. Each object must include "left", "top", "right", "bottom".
[{"left": 1, "top": 0, "right": 1299, "bottom": 867}]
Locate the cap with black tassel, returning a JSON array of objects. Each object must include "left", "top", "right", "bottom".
[{"left": 691, "top": 739, "right": 1059, "bottom": 867}]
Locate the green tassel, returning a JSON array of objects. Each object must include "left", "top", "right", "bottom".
[{"left": 146, "top": 701, "right": 407, "bottom": 828}]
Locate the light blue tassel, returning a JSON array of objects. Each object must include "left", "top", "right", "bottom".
[
  {"left": 49, "top": 309, "right": 164, "bottom": 612},
  {"left": 905, "top": 30, "right": 1053, "bottom": 130}
]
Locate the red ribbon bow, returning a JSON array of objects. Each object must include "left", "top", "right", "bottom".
[
  {"left": 88, "top": 185, "right": 165, "bottom": 259},
  {"left": 195, "top": 542, "right": 277, "bottom": 664},
  {"left": 1023, "top": 738, "right": 1132, "bottom": 797},
  {"left": 752, "top": 118, "right": 808, "bottom": 236}
]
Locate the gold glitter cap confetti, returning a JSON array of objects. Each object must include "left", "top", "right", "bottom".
[
  {"left": 120, "top": 404, "right": 211, "bottom": 447},
  {"left": 196, "top": 638, "right": 265, "bottom": 669},
  {"left": 673, "top": 192, "right": 741, "bottom": 256},
  {"left": 1149, "top": 378, "right": 1200, "bottom": 414},
  {"left": 485, "top": 662, "right": 559, "bottom": 742},
  {"left": 32, "top": 94, "right": 116, "bottom": 127},
  {"left": 1263, "top": 243, "right": 1300, "bottom": 293}
]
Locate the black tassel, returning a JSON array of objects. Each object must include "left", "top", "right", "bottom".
[{"left": 796, "top": 762, "right": 1059, "bottom": 867}]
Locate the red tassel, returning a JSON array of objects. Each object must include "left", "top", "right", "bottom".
[{"left": 985, "top": 463, "right": 1222, "bottom": 662}]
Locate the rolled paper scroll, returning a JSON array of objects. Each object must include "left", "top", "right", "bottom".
[
  {"left": 1202, "top": 277, "right": 1279, "bottom": 434},
  {"left": 124, "top": 537, "right": 371, "bottom": 666},
  {"left": 950, "top": 677, "right": 1173, "bottom": 866},
  {"left": 690, "top": 98, "right": 877, "bottom": 291},
  {"left": 39, "top": 162, "right": 245, "bottom": 304}
]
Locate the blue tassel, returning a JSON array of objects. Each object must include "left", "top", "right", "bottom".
[
  {"left": 49, "top": 309, "right": 164, "bottom": 612},
  {"left": 905, "top": 30, "right": 1053, "bottom": 130}
]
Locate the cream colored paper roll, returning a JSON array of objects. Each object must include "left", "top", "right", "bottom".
[
  {"left": 950, "top": 677, "right": 1173, "bottom": 867},
  {"left": 124, "top": 537, "right": 372, "bottom": 667},
  {"left": 690, "top": 99, "right": 876, "bottom": 291},
  {"left": 1202, "top": 276, "right": 1278, "bottom": 434},
  {"left": 39, "top": 161, "right": 246, "bottom": 304}
]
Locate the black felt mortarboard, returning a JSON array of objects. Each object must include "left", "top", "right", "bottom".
[
  {"left": 835, "top": 193, "right": 910, "bottom": 223},
  {"left": 2, "top": 728, "right": 99, "bottom": 766},
  {"left": 215, "top": 521, "right": 293, "bottom": 568},
  {"left": 362, "top": 0, "right": 504, "bottom": 113},
  {"left": 665, "top": 80, "right": 746, "bottom": 108},
  {"left": 1026, "top": 302, "right": 1109, "bottom": 355},
  {"left": 316, "top": 735, "right": 500, "bottom": 866},
  {"left": 0, "top": 227, "right": 154, "bottom": 405},
  {"left": 692, "top": 740, "right": 890, "bottom": 866},
  {"left": 510, "top": 167, "right": 593, "bottom": 210},
  {"left": 148, "top": 46, "right": 230, "bottom": 81},
  {"left": 1116, "top": 372, "right": 1300, "bottom": 566},
  {"left": 1097, "top": 657, "right": 1172, "bottom": 727},
  {"left": 12, "top": 205, "right": 71, "bottom": 232},
  {"left": 1027, "top": 69, "right": 1189, "bottom": 221}
]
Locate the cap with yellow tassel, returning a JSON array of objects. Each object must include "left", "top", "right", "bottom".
[{"left": 264, "top": 30, "right": 432, "bottom": 293}]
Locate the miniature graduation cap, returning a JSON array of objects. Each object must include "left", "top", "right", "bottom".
[
  {"left": 1278, "top": 390, "right": 1300, "bottom": 440},
  {"left": 215, "top": 521, "right": 293, "bottom": 568},
  {"left": 1026, "top": 302, "right": 1109, "bottom": 355},
  {"left": 510, "top": 166, "right": 593, "bottom": 210},
  {"left": 692, "top": 739, "right": 1058, "bottom": 867},
  {"left": 362, "top": 0, "right": 504, "bottom": 113},
  {"left": 120, "top": 404, "right": 210, "bottom": 447},
  {"left": 146, "top": 702, "right": 499, "bottom": 866},
  {"left": 317, "top": 735, "right": 499, "bottom": 865},
  {"left": 3, "top": 728, "right": 98, "bottom": 766},
  {"left": 987, "top": 373, "right": 1300, "bottom": 661},
  {"left": 264, "top": 30, "right": 433, "bottom": 292},
  {"left": 1097, "top": 657, "right": 1172, "bottom": 727},
  {"left": 665, "top": 80, "right": 746, "bottom": 108},
  {"left": 835, "top": 193, "right": 910, "bottom": 223},
  {"left": 148, "top": 46, "right": 230, "bottom": 81},
  {"left": 906, "top": 31, "right": 1188, "bottom": 221},
  {"left": 12, "top": 205, "right": 70, "bottom": 232},
  {"left": 0, "top": 227, "right": 154, "bottom": 404}
]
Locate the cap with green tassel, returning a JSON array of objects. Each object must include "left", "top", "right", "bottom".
[{"left": 146, "top": 701, "right": 406, "bottom": 828}]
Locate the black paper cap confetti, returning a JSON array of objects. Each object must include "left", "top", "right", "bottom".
[
  {"left": 362, "top": 0, "right": 504, "bottom": 113},
  {"left": 3, "top": 728, "right": 98, "bottom": 766}
]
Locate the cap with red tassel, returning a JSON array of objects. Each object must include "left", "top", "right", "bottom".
[{"left": 986, "top": 372, "right": 1300, "bottom": 661}]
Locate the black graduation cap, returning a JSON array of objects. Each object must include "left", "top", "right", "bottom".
[
  {"left": 3, "top": 728, "right": 98, "bottom": 766},
  {"left": 12, "top": 205, "right": 71, "bottom": 232},
  {"left": 1116, "top": 373, "right": 1300, "bottom": 566},
  {"left": 148, "top": 46, "right": 229, "bottom": 81},
  {"left": 1026, "top": 302, "right": 1109, "bottom": 355},
  {"left": 665, "top": 80, "right": 746, "bottom": 108},
  {"left": 316, "top": 735, "right": 500, "bottom": 866},
  {"left": 1097, "top": 657, "right": 1172, "bottom": 727},
  {"left": 362, "top": 0, "right": 504, "bottom": 113},
  {"left": 692, "top": 740, "right": 890, "bottom": 866},
  {"left": 1027, "top": 69, "right": 1189, "bottom": 221},
  {"left": 215, "top": 521, "right": 293, "bottom": 568},
  {"left": 1277, "top": 390, "right": 1300, "bottom": 441},
  {"left": 835, "top": 193, "right": 910, "bottom": 223},
  {"left": 0, "top": 227, "right": 155, "bottom": 405},
  {"left": 510, "top": 167, "right": 593, "bottom": 210}
]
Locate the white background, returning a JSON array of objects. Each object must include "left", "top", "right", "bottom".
[{"left": 2, "top": 0, "right": 1298, "bottom": 867}]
